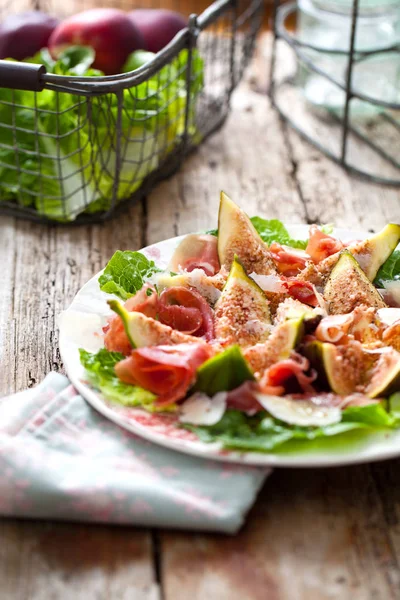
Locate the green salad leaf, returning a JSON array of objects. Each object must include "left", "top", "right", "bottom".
[
  {"left": 80, "top": 348, "right": 174, "bottom": 411},
  {"left": 250, "top": 217, "right": 307, "bottom": 249},
  {"left": 341, "top": 402, "right": 395, "bottom": 427},
  {"left": 193, "top": 345, "right": 255, "bottom": 396},
  {"left": 186, "top": 402, "right": 397, "bottom": 453},
  {"left": 98, "top": 250, "right": 161, "bottom": 300},
  {"left": 389, "top": 393, "right": 400, "bottom": 421},
  {"left": 207, "top": 218, "right": 308, "bottom": 249},
  {"left": 0, "top": 46, "right": 203, "bottom": 221},
  {"left": 374, "top": 250, "right": 400, "bottom": 287}
]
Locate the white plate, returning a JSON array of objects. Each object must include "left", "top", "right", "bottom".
[{"left": 59, "top": 225, "right": 400, "bottom": 467}]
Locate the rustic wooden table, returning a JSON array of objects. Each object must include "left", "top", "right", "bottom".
[{"left": 1, "top": 34, "right": 400, "bottom": 599}]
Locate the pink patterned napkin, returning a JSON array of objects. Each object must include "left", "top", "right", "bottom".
[{"left": 0, "top": 374, "right": 270, "bottom": 533}]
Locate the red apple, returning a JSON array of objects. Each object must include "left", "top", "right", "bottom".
[
  {"left": 128, "top": 9, "right": 186, "bottom": 54},
  {"left": 0, "top": 11, "right": 59, "bottom": 60},
  {"left": 48, "top": 9, "right": 145, "bottom": 75}
]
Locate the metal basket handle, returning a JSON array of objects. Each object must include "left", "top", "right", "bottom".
[{"left": 0, "top": 60, "right": 46, "bottom": 91}]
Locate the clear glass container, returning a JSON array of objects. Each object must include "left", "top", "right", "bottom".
[{"left": 296, "top": 0, "right": 400, "bottom": 117}]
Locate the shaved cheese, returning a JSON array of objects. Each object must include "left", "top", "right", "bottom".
[
  {"left": 179, "top": 392, "right": 227, "bottom": 425},
  {"left": 184, "top": 268, "right": 222, "bottom": 304},
  {"left": 249, "top": 273, "right": 286, "bottom": 294},
  {"left": 312, "top": 285, "right": 328, "bottom": 314},
  {"left": 363, "top": 346, "right": 394, "bottom": 355},
  {"left": 256, "top": 393, "right": 341, "bottom": 426},
  {"left": 377, "top": 307, "right": 400, "bottom": 327},
  {"left": 382, "top": 281, "right": 400, "bottom": 307}
]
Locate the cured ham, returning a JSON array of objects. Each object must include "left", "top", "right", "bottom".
[
  {"left": 284, "top": 280, "right": 319, "bottom": 307},
  {"left": 158, "top": 286, "right": 215, "bottom": 341},
  {"left": 168, "top": 234, "right": 220, "bottom": 276},
  {"left": 316, "top": 313, "right": 354, "bottom": 344},
  {"left": 260, "top": 353, "right": 317, "bottom": 396},
  {"left": 124, "top": 284, "right": 159, "bottom": 319},
  {"left": 115, "top": 343, "right": 213, "bottom": 405},
  {"left": 269, "top": 242, "right": 310, "bottom": 276},
  {"left": 306, "top": 225, "right": 344, "bottom": 263},
  {"left": 269, "top": 242, "right": 310, "bottom": 275},
  {"left": 226, "top": 381, "right": 263, "bottom": 413}
]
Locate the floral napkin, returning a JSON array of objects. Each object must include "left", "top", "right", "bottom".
[{"left": 0, "top": 374, "right": 270, "bottom": 533}]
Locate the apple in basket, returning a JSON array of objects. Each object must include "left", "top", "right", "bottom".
[
  {"left": 128, "top": 9, "right": 186, "bottom": 54},
  {"left": 0, "top": 10, "right": 59, "bottom": 60},
  {"left": 48, "top": 8, "right": 145, "bottom": 75}
]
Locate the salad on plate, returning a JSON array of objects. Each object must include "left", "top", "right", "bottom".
[{"left": 78, "top": 192, "right": 400, "bottom": 455}]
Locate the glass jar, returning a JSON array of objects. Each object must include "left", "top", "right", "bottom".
[{"left": 296, "top": 0, "right": 400, "bottom": 117}]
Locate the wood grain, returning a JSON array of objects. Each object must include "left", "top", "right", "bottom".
[
  {"left": 1, "top": 31, "right": 400, "bottom": 600},
  {"left": 0, "top": 521, "right": 160, "bottom": 600},
  {"left": 162, "top": 467, "right": 400, "bottom": 600}
]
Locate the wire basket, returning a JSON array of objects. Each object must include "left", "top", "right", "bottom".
[
  {"left": 270, "top": 0, "right": 400, "bottom": 186},
  {"left": 0, "top": 0, "right": 263, "bottom": 223}
]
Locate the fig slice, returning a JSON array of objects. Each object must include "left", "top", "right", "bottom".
[
  {"left": 217, "top": 191, "right": 276, "bottom": 275},
  {"left": 214, "top": 256, "right": 271, "bottom": 347},
  {"left": 324, "top": 251, "right": 386, "bottom": 315},
  {"left": 108, "top": 300, "right": 202, "bottom": 348}
]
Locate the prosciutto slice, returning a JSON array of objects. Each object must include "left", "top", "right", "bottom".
[
  {"left": 269, "top": 242, "right": 310, "bottom": 276},
  {"left": 169, "top": 234, "right": 220, "bottom": 276},
  {"left": 316, "top": 313, "right": 354, "bottom": 343},
  {"left": 115, "top": 343, "right": 213, "bottom": 405},
  {"left": 306, "top": 225, "right": 344, "bottom": 263},
  {"left": 158, "top": 286, "right": 215, "bottom": 341},
  {"left": 284, "top": 280, "right": 319, "bottom": 307},
  {"left": 226, "top": 381, "right": 263, "bottom": 413},
  {"left": 260, "top": 352, "right": 317, "bottom": 396}
]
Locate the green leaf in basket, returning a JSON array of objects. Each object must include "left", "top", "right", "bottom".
[{"left": 0, "top": 46, "right": 204, "bottom": 221}]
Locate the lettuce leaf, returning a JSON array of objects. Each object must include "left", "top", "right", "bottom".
[
  {"left": 80, "top": 348, "right": 174, "bottom": 411},
  {"left": 374, "top": 250, "right": 400, "bottom": 287},
  {"left": 98, "top": 250, "right": 161, "bottom": 300},
  {"left": 186, "top": 402, "right": 397, "bottom": 453},
  {"left": 207, "top": 218, "right": 308, "bottom": 249},
  {"left": 250, "top": 217, "right": 307, "bottom": 249},
  {"left": 389, "top": 393, "right": 400, "bottom": 421}
]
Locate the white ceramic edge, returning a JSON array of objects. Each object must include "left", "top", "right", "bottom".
[{"left": 59, "top": 225, "right": 400, "bottom": 468}]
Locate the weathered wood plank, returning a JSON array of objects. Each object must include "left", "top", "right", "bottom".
[
  {"left": 0, "top": 520, "right": 160, "bottom": 600},
  {"left": 9, "top": 202, "right": 144, "bottom": 393},
  {"left": 286, "top": 131, "right": 400, "bottom": 229},
  {"left": 0, "top": 217, "right": 17, "bottom": 395}
]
